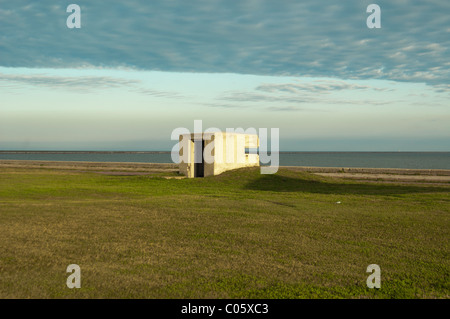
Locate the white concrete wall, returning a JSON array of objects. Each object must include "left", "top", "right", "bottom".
[
  {"left": 179, "top": 132, "right": 259, "bottom": 178},
  {"left": 213, "top": 133, "right": 259, "bottom": 176}
]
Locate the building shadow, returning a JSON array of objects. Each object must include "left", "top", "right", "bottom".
[{"left": 244, "top": 173, "right": 450, "bottom": 196}]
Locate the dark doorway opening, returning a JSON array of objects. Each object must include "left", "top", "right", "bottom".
[{"left": 194, "top": 139, "right": 204, "bottom": 177}]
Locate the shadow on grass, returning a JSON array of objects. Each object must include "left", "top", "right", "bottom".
[{"left": 244, "top": 173, "right": 450, "bottom": 196}]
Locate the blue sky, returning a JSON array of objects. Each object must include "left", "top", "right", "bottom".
[{"left": 0, "top": 0, "right": 449, "bottom": 151}]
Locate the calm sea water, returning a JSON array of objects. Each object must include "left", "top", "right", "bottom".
[{"left": 1, "top": 151, "right": 449, "bottom": 169}]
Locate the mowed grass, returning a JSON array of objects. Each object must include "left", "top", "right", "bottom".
[{"left": 0, "top": 167, "right": 449, "bottom": 298}]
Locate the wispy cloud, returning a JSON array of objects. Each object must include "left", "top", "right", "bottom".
[
  {"left": 201, "top": 103, "right": 247, "bottom": 109},
  {"left": 220, "top": 91, "right": 314, "bottom": 104},
  {"left": 219, "top": 90, "right": 398, "bottom": 107},
  {"left": 201, "top": 102, "right": 328, "bottom": 113},
  {"left": 256, "top": 80, "right": 393, "bottom": 94},
  {"left": 132, "top": 88, "right": 186, "bottom": 99},
  {"left": 0, "top": 73, "right": 139, "bottom": 91},
  {"left": 0, "top": 71, "right": 185, "bottom": 98},
  {"left": 214, "top": 78, "right": 401, "bottom": 108},
  {"left": 432, "top": 83, "right": 450, "bottom": 93},
  {"left": 264, "top": 106, "right": 325, "bottom": 112}
]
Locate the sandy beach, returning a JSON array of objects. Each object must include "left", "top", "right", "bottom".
[
  {"left": 0, "top": 159, "right": 178, "bottom": 175},
  {"left": 1, "top": 159, "right": 450, "bottom": 183}
]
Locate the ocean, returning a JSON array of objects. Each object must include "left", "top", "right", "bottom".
[{"left": 1, "top": 151, "right": 449, "bottom": 169}]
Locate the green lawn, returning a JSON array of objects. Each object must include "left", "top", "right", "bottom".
[{"left": 0, "top": 167, "right": 449, "bottom": 298}]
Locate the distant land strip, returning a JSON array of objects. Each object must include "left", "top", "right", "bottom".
[
  {"left": 1, "top": 151, "right": 449, "bottom": 154},
  {"left": 0, "top": 151, "right": 170, "bottom": 154}
]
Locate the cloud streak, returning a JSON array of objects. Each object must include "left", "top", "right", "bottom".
[
  {"left": 0, "top": 71, "right": 185, "bottom": 99},
  {"left": 215, "top": 78, "right": 402, "bottom": 108},
  {"left": 0, "top": 73, "right": 139, "bottom": 90},
  {"left": 256, "top": 81, "right": 393, "bottom": 94}
]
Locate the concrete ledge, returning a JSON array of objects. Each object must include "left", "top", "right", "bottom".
[
  {"left": 281, "top": 166, "right": 450, "bottom": 176},
  {"left": 0, "top": 160, "right": 178, "bottom": 172},
  {"left": 314, "top": 172, "right": 450, "bottom": 183}
]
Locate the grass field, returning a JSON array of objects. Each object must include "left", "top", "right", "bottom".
[{"left": 0, "top": 164, "right": 449, "bottom": 298}]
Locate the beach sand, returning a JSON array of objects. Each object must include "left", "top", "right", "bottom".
[
  {"left": 0, "top": 159, "right": 178, "bottom": 175},
  {"left": 1, "top": 160, "right": 450, "bottom": 183}
]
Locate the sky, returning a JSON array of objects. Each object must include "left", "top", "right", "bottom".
[{"left": 0, "top": 0, "right": 449, "bottom": 151}]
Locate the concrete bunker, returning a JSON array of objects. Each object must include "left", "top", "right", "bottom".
[{"left": 179, "top": 132, "right": 259, "bottom": 178}]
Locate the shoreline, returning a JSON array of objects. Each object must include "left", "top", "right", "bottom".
[
  {"left": 281, "top": 165, "right": 450, "bottom": 176},
  {"left": 1, "top": 160, "right": 450, "bottom": 183},
  {"left": 0, "top": 159, "right": 178, "bottom": 173},
  {"left": 1, "top": 159, "right": 450, "bottom": 173}
]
